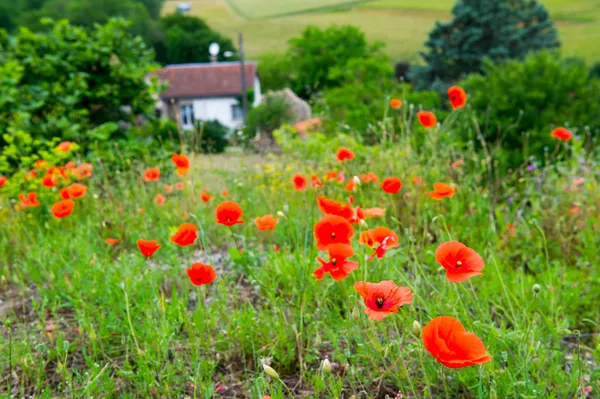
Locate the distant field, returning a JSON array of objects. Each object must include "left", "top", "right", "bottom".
[{"left": 163, "top": 0, "right": 600, "bottom": 63}]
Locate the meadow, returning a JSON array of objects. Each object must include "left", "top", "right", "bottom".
[
  {"left": 1, "top": 93, "right": 598, "bottom": 397},
  {"left": 161, "top": 0, "right": 600, "bottom": 63}
]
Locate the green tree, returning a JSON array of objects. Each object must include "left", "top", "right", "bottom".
[
  {"left": 287, "top": 25, "right": 384, "bottom": 99},
  {"left": 410, "top": 0, "right": 560, "bottom": 91},
  {"left": 153, "top": 13, "right": 237, "bottom": 65},
  {"left": 0, "top": 18, "right": 159, "bottom": 173}
]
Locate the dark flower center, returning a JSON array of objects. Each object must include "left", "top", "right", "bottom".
[
  {"left": 330, "top": 232, "right": 336, "bottom": 239},
  {"left": 226, "top": 217, "right": 232, "bottom": 222},
  {"left": 375, "top": 297, "right": 384, "bottom": 309},
  {"left": 456, "top": 260, "right": 462, "bottom": 268},
  {"left": 331, "top": 258, "right": 337, "bottom": 266}
]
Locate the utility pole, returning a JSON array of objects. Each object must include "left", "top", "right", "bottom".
[{"left": 238, "top": 32, "right": 248, "bottom": 119}]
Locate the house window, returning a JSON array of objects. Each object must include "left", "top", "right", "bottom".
[
  {"left": 231, "top": 104, "right": 243, "bottom": 120},
  {"left": 180, "top": 105, "right": 194, "bottom": 127}
]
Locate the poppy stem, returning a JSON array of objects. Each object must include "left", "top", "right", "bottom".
[{"left": 441, "top": 365, "right": 451, "bottom": 399}]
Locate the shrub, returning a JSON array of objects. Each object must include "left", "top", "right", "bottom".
[
  {"left": 195, "top": 120, "right": 229, "bottom": 154},
  {"left": 461, "top": 51, "right": 600, "bottom": 169},
  {"left": 394, "top": 61, "right": 411, "bottom": 82},
  {"left": 410, "top": 0, "right": 560, "bottom": 91},
  {"left": 243, "top": 94, "right": 294, "bottom": 145},
  {"left": 257, "top": 52, "right": 293, "bottom": 92}
]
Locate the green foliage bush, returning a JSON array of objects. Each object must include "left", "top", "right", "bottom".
[
  {"left": 411, "top": 0, "right": 560, "bottom": 91},
  {"left": 195, "top": 120, "right": 230, "bottom": 154},
  {"left": 0, "top": 18, "right": 160, "bottom": 174},
  {"left": 243, "top": 94, "right": 294, "bottom": 144},
  {"left": 461, "top": 51, "right": 600, "bottom": 169}
]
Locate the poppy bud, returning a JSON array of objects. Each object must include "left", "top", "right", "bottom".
[
  {"left": 412, "top": 320, "right": 422, "bottom": 334},
  {"left": 352, "top": 176, "right": 361, "bottom": 185},
  {"left": 573, "top": 329, "right": 581, "bottom": 339},
  {"left": 350, "top": 307, "right": 360, "bottom": 320},
  {"left": 262, "top": 364, "right": 279, "bottom": 379},
  {"left": 277, "top": 211, "right": 286, "bottom": 218},
  {"left": 359, "top": 219, "right": 368, "bottom": 228},
  {"left": 490, "top": 387, "right": 497, "bottom": 399},
  {"left": 0, "top": 275, "right": 6, "bottom": 288},
  {"left": 321, "top": 358, "right": 332, "bottom": 374},
  {"left": 532, "top": 284, "right": 541, "bottom": 295}
]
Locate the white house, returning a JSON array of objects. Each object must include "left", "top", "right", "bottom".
[{"left": 153, "top": 61, "right": 261, "bottom": 130}]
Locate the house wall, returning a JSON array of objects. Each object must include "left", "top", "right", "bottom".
[{"left": 191, "top": 97, "right": 243, "bottom": 129}]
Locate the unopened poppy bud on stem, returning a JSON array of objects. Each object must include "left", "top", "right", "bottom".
[
  {"left": 412, "top": 320, "right": 422, "bottom": 334},
  {"left": 532, "top": 284, "right": 541, "bottom": 295},
  {"left": 262, "top": 364, "right": 279, "bottom": 379},
  {"left": 352, "top": 176, "right": 361, "bottom": 185},
  {"left": 276, "top": 211, "right": 286, "bottom": 218},
  {"left": 321, "top": 358, "right": 332, "bottom": 374}
]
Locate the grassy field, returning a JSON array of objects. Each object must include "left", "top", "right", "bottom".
[
  {"left": 1, "top": 100, "right": 599, "bottom": 397},
  {"left": 162, "top": 0, "right": 600, "bottom": 63}
]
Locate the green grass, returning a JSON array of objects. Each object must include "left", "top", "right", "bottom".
[
  {"left": 1, "top": 106, "right": 599, "bottom": 397},
  {"left": 163, "top": 0, "right": 600, "bottom": 63}
]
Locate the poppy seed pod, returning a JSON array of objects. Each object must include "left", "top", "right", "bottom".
[
  {"left": 532, "top": 284, "right": 541, "bottom": 295},
  {"left": 262, "top": 364, "right": 279, "bottom": 379}
]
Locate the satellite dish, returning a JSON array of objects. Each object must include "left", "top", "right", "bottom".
[{"left": 209, "top": 43, "right": 220, "bottom": 57}]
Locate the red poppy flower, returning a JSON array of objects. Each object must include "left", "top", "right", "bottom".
[
  {"left": 137, "top": 239, "right": 161, "bottom": 257},
  {"left": 412, "top": 176, "right": 424, "bottom": 186},
  {"left": 186, "top": 262, "right": 216, "bottom": 286},
  {"left": 73, "top": 163, "right": 93, "bottom": 180},
  {"left": 19, "top": 192, "right": 40, "bottom": 208},
  {"left": 105, "top": 238, "right": 119, "bottom": 245},
  {"left": 417, "top": 111, "right": 437, "bottom": 128},
  {"left": 363, "top": 207, "right": 385, "bottom": 219},
  {"left": 222, "top": 189, "right": 229, "bottom": 197},
  {"left": 435, "top": 241, "right": 484, "bottom": 283},
  {"left": 353, "top": 280, "right": 412, "bottom": 320},
  {"left": 314, "top": 243, "right": 358, "bottom": 281},
  {"left": 164, "top": 184, "right": 173, "bottom": 193},
  {"left": 176, "top": 182, "right": 185, "bottom": 190},
  {"left": 568, "top": 205, "right": 580, "bottom": 215},
  {"left": 35, "top": 160, "right": 48, "bottom": 169},
  {"left": 42, "top": 174, "right": 58, "bottom": 188},
  {"left": 380, "top": 177, "right": 402, "bottom": 194},
  {"left": 422, "top": 316, "right": 491, "bottom": 368},
  {"left": 336, "top": 147, "right": 355, "bottom": 162},
  {"left": 551, "top": 127, "right": 572, "bottom": 141},
  {"left": 390, "top": 99, "right": 402, "bottom": 109},
  {"left": 0, "top": 176, "right": 6, "bottom": 187},
  {"left": 51, "top": 199, "right": 75, "bottom": 219},
  {"left": 310, "top": 174, "right": 323, "bottom": 189},
  {"left": 65, "top": 161, "right": 75, "bottom": 170},
  {"left": 429, "top": 183, "right": 455, "bottom": 200},
  {"left": 65, "top": 183, "right": 87, "bottom": 199},
  {"left": 143, "top": 167, "right": 160, "bottom": 182},
  {"left": 154, "top": 193, "right": 166, "bottom": 205},
  {"left": 171, "top": 154, "right": 190, "bottom": 176},
  {"left": 200, "top": 191, "right": 213, "bottom": 203},
  {"left": 317, "top": 196, "right": 354, "bottom": 220},
  {"left": 313, "top": 215, "right": 354, "bottom": 251},
  {"left": 451, "top": 160, "right": 464, "bottom": 168},
  {"left": 345, "top": 180, "right": 356, "bottom": 192},
  {"left": 360, "top": 172, "right": 379, "bottom": 183},
  {"left": 324, "top": 170, "right": 339, "bottom": 181},
  {"left": 359, "top": 227, "right": 400, "bottom": 260},
  {"left": 215, "top": 201, "right": 245, "bottom": 226},
  {"left": 292, "top": 174, "right": 307, "bottom": 191},
  {"left": 170, "top": 223, "right": 198, "bottom": 246},
  {"left": 56, "top": 141, "right": 72, "bottom": 152},
  {"left": 448, "top": 86, "right": 467, "bottom": 110},
  {"left": 255, "top": 214, "right": 279, "bottom": 231}
]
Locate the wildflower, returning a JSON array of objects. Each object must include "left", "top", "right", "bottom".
[
  {"left": 532, "top": 284, "right": 541, "bottom": 296},
  {"left": 64, "top": 183, "right": 87, "bottom": 199},
  {"left": 186, "top": 263, "right": 216, "bottom": 286},
  {"left": 390, "top": 99, "right": 402, "bottom": 109},
  {"left": 314, "top": 243, "right": 358, "bottom": 281},
  {"left": 56, "top": 141, "right": 72, "bottom": 152},
  {"left": 451, "top": 160, "right": 464, "bottom": 168},
  {"left": 413, "top": 320, "right": 422, "bottom": 334},
  {"left": 292, "top": 174, "right": 307, "bottom": 191},
  {"left": 550, "top": 127, "right": 572, "bottom": 141},
  {"left": 435, "top": 241, "right": 484, "bottom": 283},
  {"left": 19, "top": 192, "right": 40, "bottom": 208},
  {"left": 143, "top": 167, "right": 160, "bottom": 182},
  {"left": 353, "top": 280, "right": 412, "bottom": 320},
  {"left": 176, "top": 182, "right": 185, "bottom": 190},
  {"left": 417, "top": 111, "right": 437, "bottom": 128},
  {"left": 222, "top": 189, "right": 229, "bottom": 197},
  {"left": 105, "top": 238, "right": 119, "bottom": 245},
  {"left": 310, "top": 174, "right": 323, "bottom": 189},
  {"left": 170, "top": 223, "right": 198, "bottom": 246},
  {"left": 448, "top": 86, "right": 467, "bottom": 110},
  {"left": 568, "top": 205, "right": 580, "bottom": 215},
  {"left": 215, "top": 201, "right": 245, "bottom": 226},
  {"left": 51, "top": 199, "right": 75, "bottom": 219},
  {"left": 360, "top": 172, "right": 379, "bottom": 183},
  {"left": 42, "top": 174, "right": 59, "bottom": 188},
  {"left": 171, "top": 153, "right": 190, "bottom": 176},
  {"left": 73, "top": 163, "right": 93, "bottom": 180},
  {"left": 428, "top": 183, "right": 455, "bottom": 200},
  {"left": 137, "top": 239, "right": 161, "bottom": 258},
  {"left": 412, "top": 176, "right": 423, "bottom": 185},
  {"left": 380, "top": 177, "right": 402, "bottom": 194},
  {"left": 313, "top": 215, "right": 354, "bottom": 251},
  {"left": 321, "top": 358, "right": 332, "bottom": 374},
  {"left": 200, "top": 191, "right": 213, "bottom": 203},
  {"left": 336, "top": 147, "right": 354, "bottom": 162},
  {"left": 262, "top": 364, "right": 279, "bottom": 379},
  {"left": 359, "top": 227, "right": 400, "bottom": 260},
  {"left": 0, "top": 176, "right": 6, "bottom": 187},
  {"left": 165, "top": 184, "right": 173, "bottom": 193},
  {"left": 345, "top": 180, "right": 356, "bottom": 192},
  {"left": 526, "top": 164, "right": 536, "bottom": 172},
  {"left": 255, "top": 214, "right": 279, "bottom": 231},
  {"left": 64, "top": 161, "right": 75, "bottom": 170},
  {"left": 363, "top": 207, "right": 385, "bottom": 219},
  {"left": 422, "top": 316, "right": 491, "bottom": 368},
  {"left": 154, "top": 193, "right": 166, "bottom": 205},
  {"left": 324, "top": 170, "right": 339, "bottom": 181}
]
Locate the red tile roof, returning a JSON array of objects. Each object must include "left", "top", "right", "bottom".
[{"left": 153, "top": 62, "right": 257, "bottom": 99}]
